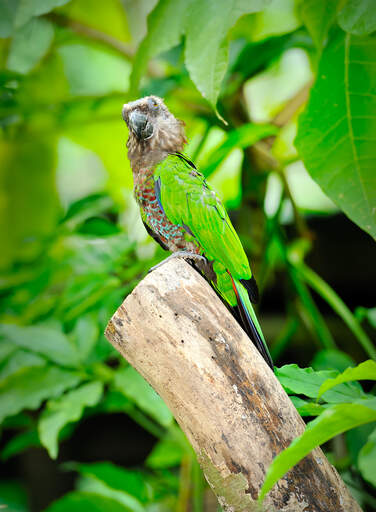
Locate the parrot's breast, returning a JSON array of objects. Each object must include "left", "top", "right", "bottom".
[{"left": 135, "top": 172, "right": 199, "bottom": 254}]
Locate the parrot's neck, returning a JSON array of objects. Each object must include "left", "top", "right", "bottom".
[{"left": 127, "top": 120, "right": 187, "bottom": 172}]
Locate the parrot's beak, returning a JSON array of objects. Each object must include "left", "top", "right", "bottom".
[{"left": 126, "top": 109, "right": 154, "bottom": 140}]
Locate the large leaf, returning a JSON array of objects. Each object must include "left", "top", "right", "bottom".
[
  {"left": 38, "top": 381, "right": 103, "bottom": 458},
  {"left": 358, "top": 425, "right": 376, "bottom": 487},
  {"left": 114, "top": 366, "right": 173, "bottom": 427},
  {"left": 299, "top": 0, "right": 340, "bottom": 48},
  {"left": 259, "top": 401, "right": 376, "bottom": 501},
  {"left": 130, "top": 0, "right": 188, "bottom": 92},
  {"left": 184, "top": 0, "right": 270, "bottom": 109},
  {"left": 77, "top": 477, "right": 145, "bottom": 512},
  {"left": 0, "top": 365, "right": 82, "bottom": 423},
  {"left": 338, "top": 0, "right": 376, "bottom": 36},
  {"left": 14, "top": 0, "right": 72, "bottom": 28},
  {"left": 295, "top": 31, "right": 376, "bottom": 240},
  {"left": 0, "top": 348, "right": 45, "bottom": 381},
  {"left": 74, "top": 462, "right": 150, "bottom": 504},
  {"left": 276, "top": 364, "right": 366, "bottom": 403},
  {"left": 0, "top": 323, "right": 79, "bottom": 368},
  {"left": 7, "top": 18, "right": 54, "bottom": 74},
  {"left": 131, "top": 0, "right": 270, "bottom": 109},
  {"left": 318, "top": 360, "right": 376, "bottom": 400},
  {"left": 44, "top": 491, "right": 134, "bottom": 512}
]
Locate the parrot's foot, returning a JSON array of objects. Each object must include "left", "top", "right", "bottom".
[{"left": 149, "top": 251, "right": 206, "bottom": 273}]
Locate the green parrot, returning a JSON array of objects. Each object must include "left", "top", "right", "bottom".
[{"left": 122, "top": 96, "right": 273, "bottom": 369}]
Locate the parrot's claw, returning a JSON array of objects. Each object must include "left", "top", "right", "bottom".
[{"left": 149, "top": 251, "right": 206, "bottom": 273}]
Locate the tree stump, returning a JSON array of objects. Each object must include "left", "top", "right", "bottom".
[{"left": 105, "top": 259, "right": 361, "bottom": 512}]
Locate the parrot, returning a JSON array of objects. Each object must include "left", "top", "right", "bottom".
[{"left": 122, "top": 95, "right": 273, "bottom": 369}]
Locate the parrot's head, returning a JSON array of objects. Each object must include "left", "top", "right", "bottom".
[{"left": 122, "top": 96, "right": 186, "bottom": 169}]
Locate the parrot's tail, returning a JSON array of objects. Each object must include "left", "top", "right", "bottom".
[{"left": 231, "top": 276, "right": 274, "bottom": 370}]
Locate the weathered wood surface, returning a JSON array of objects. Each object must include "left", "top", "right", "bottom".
[{"left": 105, "top": 259, "right": 361, "bottom": 512}]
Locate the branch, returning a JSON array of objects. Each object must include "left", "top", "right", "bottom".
[
  {"left": 105, "top": 259, "right": 361, "bottom": 512},
  {"left": 46, "top": 13, "right": 161, "bottom": 77}
]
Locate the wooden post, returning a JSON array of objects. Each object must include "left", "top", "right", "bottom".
[{"left": 105, "top": 259, "right": 361, "bottom": 512}]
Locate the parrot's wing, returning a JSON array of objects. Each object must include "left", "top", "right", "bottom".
[{"left": 154, "top": 154, "right": 251, "bottom": 280}]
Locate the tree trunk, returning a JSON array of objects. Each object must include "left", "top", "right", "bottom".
[{"left": 105, "top": 259, "right": 361, "bottom": 512}]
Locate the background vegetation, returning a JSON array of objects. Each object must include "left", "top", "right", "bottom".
[{"left": 0, "top": 0, "right": 375, "bottom": 510}]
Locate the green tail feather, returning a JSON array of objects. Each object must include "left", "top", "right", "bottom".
[{"left": 234, "top": 279, "right": 274, "bottom": 369}]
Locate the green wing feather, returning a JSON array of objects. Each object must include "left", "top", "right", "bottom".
[{"left": 154, "top": 154, "right": 251, "bottom": 281}]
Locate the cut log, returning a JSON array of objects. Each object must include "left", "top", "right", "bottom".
[{"left": 105, "top": 259, "right": 361, "bottom": 512}]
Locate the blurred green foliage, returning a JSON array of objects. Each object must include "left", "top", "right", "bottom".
[{"left": 0, "top": 0, "right": 375, "bottom": 510}]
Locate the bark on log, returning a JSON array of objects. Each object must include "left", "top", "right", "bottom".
[{"left": 105, "top": 259, "right": 361, "bottom": 512}]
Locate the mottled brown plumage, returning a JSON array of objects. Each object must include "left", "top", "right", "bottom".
[{"left": 122, "top": 95, "right": 186, "bottom": 174}]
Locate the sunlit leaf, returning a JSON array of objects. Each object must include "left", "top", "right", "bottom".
[
  {"left": 7, "top": 18, "right": 54, "bottom": 74},
  {"left": 276, "top": 364, "right": 367, "bottom": 403},
  {"left": 73, "top": 462, "right": 150, "bottom": 504},
  {"left": 38, "top": 381, "right": 103, "bottom": 458},
  {"left": 295, "top": 31, "right": 376, "bottom": 240},
  {"left": 0, "top": 365, "right": 82, "bottom": 423},
  {"left": 44, "top": 491, "right": 134, "bottom": 512},
  {"left": 130, "top": 0, "right": 188, "bottom": 92},
  {"left": 317, "top": 360, "right": 376, "bottom": 400},
  {"left": 184, "top": 0, "right": 270, "bottom": 109},
  {"left": 337, "top": 0, "right": 376, "bottom": 36},
  {"left": 0, "top": 323, "right": 80, "bottom": 368},
  {"left": 0, "top": 348, "right": 45, "bottom": 381},
  {"left": 146, "top": 437, "right": 185, "bottom": 469},
  {"left": 358, "top": 426, "right": 376, "bottom": 487},
  {"left": 114, "top": 366, "right": 173, "bottom": 427},
  {"left": 259, "top": 401, "right": 376, "bottom": 501},
  {"left": 15, "top": 0, "right": 72, "bottom": 28},
  {"left": 72, "top": 314, "right": 99, "bottom": 362},
  {"left": 299, "top": 0, "right": 339, "bottom": 48}
]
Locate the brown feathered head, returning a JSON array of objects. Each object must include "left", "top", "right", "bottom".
[{"left": 122, "top": 96, "right": 186, "bottom": 170}]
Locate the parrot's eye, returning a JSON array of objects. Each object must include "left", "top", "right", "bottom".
[{"left": 148, "top": 98, "right": 159, "bottom": 110}]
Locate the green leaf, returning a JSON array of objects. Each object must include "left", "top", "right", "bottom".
[
  {"left": 146, "top": 437, "right": 185, "bottom": 469},
  {"left": 77, "top": 477, "right": 145, "bottom": 512},
  {"left": 130, "top": 0, "right": 189, "bottom": 93},
  {"left": 14, "top": 0, "right": 72, "bottom": 28},
  {"left": 289, "top": 396, "right": 326, "bottom": 417},
  {"left": 338, "top": 0, "right": 376, "bottom": 36},
  {"left": 358, "top": 426, "right": 376, "bottom": 486},
  {"left": 114, "top": 366, "right": 173, "bottom": 428},
  {"left": 275, "top": 364, "right": 366, "bottom": 403},
  {"left": 0, "top": 348, "right": 45, "bottom": 381},
  {"left": 259, "top": 402, "right": 376, "bottom": 501},
  {"left": 184, "top": 0, "right": 270, "bottom": 109},
  {"left": 204, "top": 123, "right": 277, "bottom": 176},
  {"left": 74, "top": 462, "right": 150, "bottom": 504},
  {"left": 7, "top": 17, "right": 54, "bottom": 74},
  {"left": 295, "top": 31, "right": 376, "bottom": 240},
  {"left": 0, "top": 323, "right": 79, "bottom": 368},
  {"left": 131, "top": 0, "right": 270, "bottom": 110},
  {"left": 72, "top": 314, "right": 99, "bottom": 362},
  {"left": 0, "top": 365, "right": 82, "bottom": 423},
  {"left": 1, "top": 429, "right": 40, "bottom": 460},
  {"left": 311, "top": 349, "right": 356, "bottom": 372},
  {"left": 299, "top": 0, "right": 340, "bottom": 48},
  {"left": 318, "top": 360, "right": 376, "bottom": 400},
  {"left": 0, "top": 0, "right": 20, "bottom": 38},
  {"left": 0, "top": 481, "right": 28, "bottom": 512},
  {"left": 44, "top": 491, "right": 134, "bottom": 512},
  {"left": 38, "top": 381, "right": 103, "bottom": 459}
]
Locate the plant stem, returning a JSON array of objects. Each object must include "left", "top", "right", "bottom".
[{"left": 299, "top": 264, "right": 376, "bottom": 360}]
